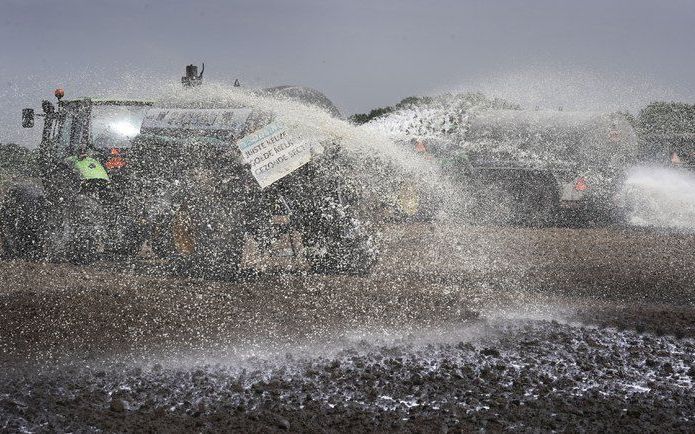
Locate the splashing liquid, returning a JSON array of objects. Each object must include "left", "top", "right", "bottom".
[{"left": 622, "top": 165, "right": 695, "bottom": 230}]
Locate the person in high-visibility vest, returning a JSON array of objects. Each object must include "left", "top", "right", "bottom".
[{"left": 105, "top": 147, "right": 126, "bottom": 171}]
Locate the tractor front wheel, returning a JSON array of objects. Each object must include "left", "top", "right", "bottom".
[
  {"left": 63, "top": 192, "right": 103, "bottom": 265},
  {"left": 0, "top": 185, "right": 46, "bottom": 260}
]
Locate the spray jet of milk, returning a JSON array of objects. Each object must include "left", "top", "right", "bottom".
[
  {"left": 153, "top": 81, "right": 471, "bottom": 223},
  {"left": 622, "top": 165, "right": 695, "bottom": 230},
  {"left": 156, "top": 81, "right": 439, "bottom": 177}
]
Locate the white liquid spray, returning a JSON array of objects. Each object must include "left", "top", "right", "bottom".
[{"left": 623, "top": 165, "right": 695, "bottom": 230}]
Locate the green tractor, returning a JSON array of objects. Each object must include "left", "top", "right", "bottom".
[{"left": 0, "top": 89, "right": 152, "bottom": 263}]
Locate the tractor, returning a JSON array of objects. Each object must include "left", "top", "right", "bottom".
[{"left": 1, "top": 90, "right": 151, "bottom": 263}]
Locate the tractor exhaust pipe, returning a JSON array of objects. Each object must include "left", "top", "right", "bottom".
[{"left": 182, "top": 63, "right": 204, "bottom": 87}]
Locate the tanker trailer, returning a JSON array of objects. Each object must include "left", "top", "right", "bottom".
[
  {"left": 127, "top": 85, "right": 377, "bottom": 279},
  {"left": 459, "top": 110, "right": 639, "bottom": 226}
]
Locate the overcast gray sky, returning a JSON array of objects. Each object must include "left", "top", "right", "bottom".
[{"left": 2, "top": 0, "right": 695, "bottom": 146}]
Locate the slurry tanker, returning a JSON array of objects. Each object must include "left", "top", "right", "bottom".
[
  {"left": 460, "top": 109, "right": 640, "bottom": 225},
  {"left": 0, "top": 65, "right": 377, "bottom": 277}
]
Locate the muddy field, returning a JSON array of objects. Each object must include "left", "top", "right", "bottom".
[{"left": 1, "top": 223, "right": 694, "bottom": 432}]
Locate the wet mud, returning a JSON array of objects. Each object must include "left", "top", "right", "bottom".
[{"left": 1, "top": 223, "right": 694, "bottom": 432}]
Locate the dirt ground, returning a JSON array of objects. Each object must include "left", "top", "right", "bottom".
[{"left": 0, "top": 223, "right": 694, "bottom": 432}]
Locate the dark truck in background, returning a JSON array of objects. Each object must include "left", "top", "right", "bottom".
[{"left": 457, "top": 109, "right": 640, "bottom": 226}]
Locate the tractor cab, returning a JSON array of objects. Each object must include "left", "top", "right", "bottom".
[
  {"left": 13, "top": 92, "right": 154, "bottom": 262},
  {"left": 22, "top": 92, "right": 152, "bottom": 189}
]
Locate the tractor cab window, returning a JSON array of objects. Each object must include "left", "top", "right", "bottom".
[
  {"left": 90, "top": 105, "right": 148, "bottom": 149},
  {"left": 57, "top": 114, "right": 74, "bottom": 152},
  {"left": 50, "top": 103, "right": 90, "bottom": 157},
  {"left": 44, "top": 112, "right": 78, "bottom": 158}
]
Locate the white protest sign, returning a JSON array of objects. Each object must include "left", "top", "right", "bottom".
[{"left": 237, "top": 122, "right": 315, "bottom": 188}]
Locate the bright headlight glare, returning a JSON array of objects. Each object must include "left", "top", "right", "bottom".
[{"left": 110, "top": 120, "right": 140, "bottom": 138}]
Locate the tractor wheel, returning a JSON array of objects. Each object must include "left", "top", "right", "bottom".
[
  {"left": 64, "top": 234, "right": 97, "bottom": 265},
  {"left": 115, "top": 224, "right": 146, "bottom": 257},
  {"left": 63, "top": 192, "right": 102, "bottom": 265},
  {"left": 303, "top": 199, "right": 377, "bottom": 276},
  {"left": 0, "top": 185, "right": 46, "bottom": 260}
]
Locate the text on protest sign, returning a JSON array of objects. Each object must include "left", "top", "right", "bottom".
[{"left": 237, "top": 122, "right": 313, "bottom": 188}]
